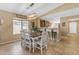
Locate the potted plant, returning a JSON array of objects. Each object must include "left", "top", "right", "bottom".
[{"left": 32, "top": 26, "right": 39, "bottom": 33}]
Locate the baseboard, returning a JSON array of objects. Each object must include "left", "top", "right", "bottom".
[{"left": 0, "top": 39, "right": 21, "bottom": 45}]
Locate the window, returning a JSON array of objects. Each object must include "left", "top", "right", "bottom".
[
  {"left": 69, "top": 22, "right": 77, "bottom": 34},
  {"left": 13, "top": 20, "right": 21, "bottom": 34},
  {"left": 22, "top": 21, "right": 29, "bottom": 31},
  {"left": 13, "top": 19, "right": 29, "bottom": 35}
]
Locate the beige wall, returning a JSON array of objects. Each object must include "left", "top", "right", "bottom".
[
  {"left": 0, "top": 10, "right": 27, "bottom": 44},
  {"left": 0, "top": 10, "right": 16, "bottom": 43},
  {"left": 60, "top": 15, "right": 79, "bottom": 40}
]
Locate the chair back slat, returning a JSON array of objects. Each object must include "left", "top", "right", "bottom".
[{"left": 41, "top": 31, "right": 48, "bottom": 44}]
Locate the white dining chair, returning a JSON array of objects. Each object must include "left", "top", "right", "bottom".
[
  {"left": 21, "top": 30, "right": 32, "bottom": 52},
  {"left": 33, "top": 31, "right": 48, "bottom": 54}
]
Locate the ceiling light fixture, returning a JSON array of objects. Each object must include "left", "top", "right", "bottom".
[{"left": 26, "top": 3, "right": 35, "bottom": 9}]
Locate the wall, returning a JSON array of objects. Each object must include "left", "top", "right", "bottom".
[
  {"left": 0, "top": 10, "right": 27, "bottom": 44},
  {"left": 0, "top": 10, "right": 16, "bottom": 43},
  {"left": 60, "top": 15, "right": 79, "bottom": 40}
]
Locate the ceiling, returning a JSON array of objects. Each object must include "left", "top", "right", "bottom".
[
  {"left": 41, "top": 3, "right": 79, "bottom": 23},
  {"left": 0, "top": 3, "right": 63, "bottom": 16},
  {"left": 41, "top": 3, "right": 79, "bottom": 16},
  {"left": 0, "top": 3, "right": 79, "bottom": 23}
]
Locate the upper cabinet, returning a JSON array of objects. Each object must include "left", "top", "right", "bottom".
[
  {"left": 40, "top": 20, "right": 45, "bottom": 27},
  {"left": 31, "top": 18, "right": 51, "bottom": 28}
]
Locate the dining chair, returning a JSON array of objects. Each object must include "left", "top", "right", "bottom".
[
  {"left": 33, "top": 31, "right": 48, "bottom": 54},
  {"left": 21, "top": 30, "right": 32, "bottom": 52}
]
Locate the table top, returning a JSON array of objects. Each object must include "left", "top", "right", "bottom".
[{"left": 31, "top": 32, "right": 42, "bottom": 38}]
